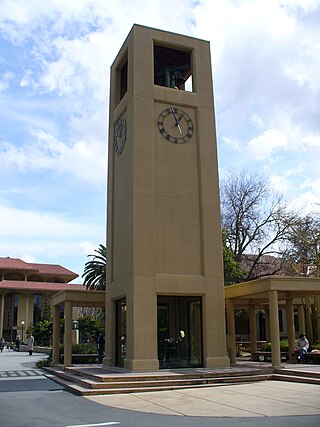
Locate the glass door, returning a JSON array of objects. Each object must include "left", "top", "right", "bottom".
[
  {"left": 157, "top": 296, "right": 202, "bottom": 368},
  {"left": 115, "top": 298, "right": 126, "bottom": 367}
]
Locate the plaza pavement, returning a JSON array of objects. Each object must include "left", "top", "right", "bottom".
[
  {"left": 86, "top": 375, "right": 320, "bottom": 418},
  {"left": 1, "top": 347, "right": 320, "bottom": 419}
]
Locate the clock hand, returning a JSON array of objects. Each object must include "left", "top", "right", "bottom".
[
  {"left": 177, "top": 113, "right": 184, "bottom": 123},
  {"left": 170, "top": 107, "right": 182, "bottom": 133}
]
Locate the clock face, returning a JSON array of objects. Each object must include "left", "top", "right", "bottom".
[
  {"left": 158, "top": 107, "right": 194, "bottom": 144},
  {"left": 114, "top": 117, "right": 127, "bottom": 155}
]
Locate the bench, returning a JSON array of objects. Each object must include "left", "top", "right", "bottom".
[
  {"left": 304, "top": 352, "right": 320, "bottom": 364},
  {"left": 251, "top": 351, "right": 289, "bottom": 362},
  {"left": 60, "top": 354, "right": 99, "bottom": 364}
]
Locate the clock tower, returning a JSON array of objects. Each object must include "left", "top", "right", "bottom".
[{"left": 106, "top": 25, "right": 229, "bottom": 370}]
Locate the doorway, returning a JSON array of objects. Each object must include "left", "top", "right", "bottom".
[
  {"left": 157, "top": 296, "right": 202, "bottom": 368},
  {"left": 115, "top": 298, "right": 126, "bottom": 367}
]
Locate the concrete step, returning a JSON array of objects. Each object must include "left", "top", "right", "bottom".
[
  {"left": 44, "top": 365, "right": 320, "bottom": 396},
  {"left": 275, "top": 368, "right": 320, "bottom": 380},
  {"left": 44, "top": 367, "right": 274, "bottom": 396},
  {"left": 273, "top": 373, "right": 320, "bottom": 385},
  {"left": 47, "top": 377, "right": 274, "bottom": 396}
]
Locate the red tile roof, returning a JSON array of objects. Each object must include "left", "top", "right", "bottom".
[
  {"left": 0, "top": 280, "right": 84, "bottom": 292},
  {"left": 28, "top": 263, "right": 78, "bottom": 279},
  {"left": 0, "top": 257, "right": 78, "bottom": 280},
  {"left": 0, "top": 257, "right": 37, "bottom": 271}
]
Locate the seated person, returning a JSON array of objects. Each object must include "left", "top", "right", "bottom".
[{"left": 295, "top": 334, "right": 309, "bottom": 363}]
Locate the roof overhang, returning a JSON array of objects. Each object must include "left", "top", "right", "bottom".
[
  {"left": 0, "top": 281, "right": 84, "bottom": 293},
  {"left": 52, "top": 289, "right": 105, "bottom": 307},
  {"left": 224, "top": 276, "right": 320, "bottom": 308}
]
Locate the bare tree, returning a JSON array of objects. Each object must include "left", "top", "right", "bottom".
[{"left": 220, "top": 169, "right": 290, "bottom": 281}]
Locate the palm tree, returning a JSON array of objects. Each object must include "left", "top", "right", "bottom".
[{"left": 82, "top": 244, "right": 107, "bottom": 290}]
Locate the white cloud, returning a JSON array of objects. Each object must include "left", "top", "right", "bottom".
[
  {"left": 299, "top": 177, "right": 320, "bottom": 195},
  {"left": 0, "top": 204, "right": 99, "bottom": 238},
  {"left": 0, "top": 203, "right": 104, "bottom": 276},
  {"left": 270, "top": 174, "right": 291, "bottom": 194},
  {"left": 288, "top": 192, "right": 320, "bottom": 213},
  {"left": 221, "top": 135, "right": 242, "bottom": 151},
  {"left": 0, "top": 0, "right": 319, "bottom": 273},
  {"left": 248, "top": 128, "right": 287, "bottom": 160},
  {"left": 78, "top": 241, "right": 100, "bottom": 256},
  {"left": 0, "top": 71, "right": 14, "bottom": 91},
  {"left": 247, "top": 112, "right": 320, "bottom": 161},
  {"left": 0, "top": 127, "right": 106, "bottom": 185},
  {"left": 32, "top": 31, "right": 112, "bottom": 100}
]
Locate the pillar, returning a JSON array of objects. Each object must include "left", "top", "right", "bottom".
[
  {"left": 298, "top": 303, "right": 305, "bottom": 335},
  {"left": 226, "top": 299, "right": 236, "bottom": 366},
  {"left": 249, "top": 305, "right": 257, "bottom": 354},
  {"left": 268, "top": 290, "right": 281, "bottom": 368},
  {"left": 25, "top": 295, "right": 31, "bottom": 331},
  {"left": 315, "top": 295, "right": 320, "bottom": 341},
  {"left": 63, "top": 301, "right": 72, "bottom": 367},
  {"left": 265, "top": 308, "right": 270, "bottom": 342},
  {"left": 0, "top": 293, "right": 4, "bottom": 338},
  {"left": 52, "top": 305, "right": 60, "bottom": 365},
  {"left": 286, "top": 298, "right": 295, "bottom": 361},
  {"left": 124, "top": 283, "right": 159, "bottom": 371},
  {"left": 104, "top": 290, "right": 114, "bottom": 366}
]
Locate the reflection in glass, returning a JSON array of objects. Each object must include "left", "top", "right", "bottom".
[{"left": 157, "top": 296, "right": 202, "bottom": 368}]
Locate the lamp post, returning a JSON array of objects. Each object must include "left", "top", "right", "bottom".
[
  {"left": 72, "top": 320, "right": 79, "bottom": 345},
  {"left": 21, "top": 321, "right": 25, "bottom": 343}
]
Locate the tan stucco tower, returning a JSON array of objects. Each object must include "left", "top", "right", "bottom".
[{"left": 106, "top": 24, "right": 229, "bottom": 371}]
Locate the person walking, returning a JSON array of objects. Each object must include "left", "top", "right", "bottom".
[
  {"left": 97, "top": 333, "right": 105, "bottom": 364},
  {"left": 0, "top": 337, "right": 5, "bottom": 353},
  {"left": 27, "top": 334, "right": 34, "bottom": 355},
  {"left": 15, "top": 335, "right": 21, "bottom": 352}
]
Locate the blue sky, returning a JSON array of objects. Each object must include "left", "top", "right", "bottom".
[{"left": 0, "top": 0, "right": 319, "bottom": 282}]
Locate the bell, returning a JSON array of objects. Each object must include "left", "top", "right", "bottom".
[
  {"left": 170, "top": 69, "right": 185, "bottom": 88},
  {"left": 174, "top": 70, "right": 186, "bottom": 86}
]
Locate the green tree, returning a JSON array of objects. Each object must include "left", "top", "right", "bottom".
[
  {"left": 31, "top": 320, "right": 53, "bottom": 346},
  {"left": 78, "top": 315, "right": 104, "bottom": 344},
  {"left": 284, "top": 211, "right": 320, "bottom": 342},
  {"left": 41, "top": 294, "right": 52, "bottom": 321},
  {"left": 285, "top": 213, "right": 320, "bottom": 277},
  {"left": 82, "top": 244, "right": 107, "bottom": 290},
  {"left": 222, "top": 229, "right": 246, "bottom": 285}
]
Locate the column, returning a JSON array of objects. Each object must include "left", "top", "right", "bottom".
[
  {"left": 249, "top": 305, "right": 257, "bottom": 354},
  {"left": 25, "top": 295, "right": 31, "bottom": 331},
  {"left": 298, "top": 303, "right": 305, "bottom": 335},
  {"left": 265, "top": 308, "right": 270, "bottom": 342},
  {"left": 286, "top": 298, "right": 295, "bottom": 361},
  {"left": 226, "top": 299, "right": 236, "bottom": 366},
  {"left": 124, "top": 281, "right": 159, "bottom": 371},
  {"left": 52, "top": 305, "right": 60, "bottom": 365},
  {"left": 268, "top": 290, "right": 281, "bottom": 368},
  {"left": 315, "top": 295, "right": 320, "bottom": 341},
  {"left": 0, "top": 293, "right": 4, "bottom": 338},
  {"left": 104, "top": 290, "right": 114, "bottom": 366},
  {"left": 63, "top": 301, "right": 72, "bottom": 367}
]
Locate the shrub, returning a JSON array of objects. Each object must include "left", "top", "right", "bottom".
[
  {"left": 260, "top": 339, "right": 288, "bottom": 352},
  {"left": 59, "top": 343, "right": 97, "bottom": 355},
  {"left": 36, "top": 357, "right": 51, "bottom": 368},
  {"left": 58, "top": 343, "right": 98, "bottom": 364},
  {"left": 312, "top": 342, "right": 320, "bottom": 350}
]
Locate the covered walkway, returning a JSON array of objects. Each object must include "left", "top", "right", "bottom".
[
  {"left": 51, "top": 289, "right": 105, "bottom": 366},
  {"left": 225, "top": 277, "right": 320, "bottom": 368}
]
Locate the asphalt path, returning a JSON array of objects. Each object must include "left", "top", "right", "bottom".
[{"left": 0, "top": 348, "right": 319, "bottom": 427}]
